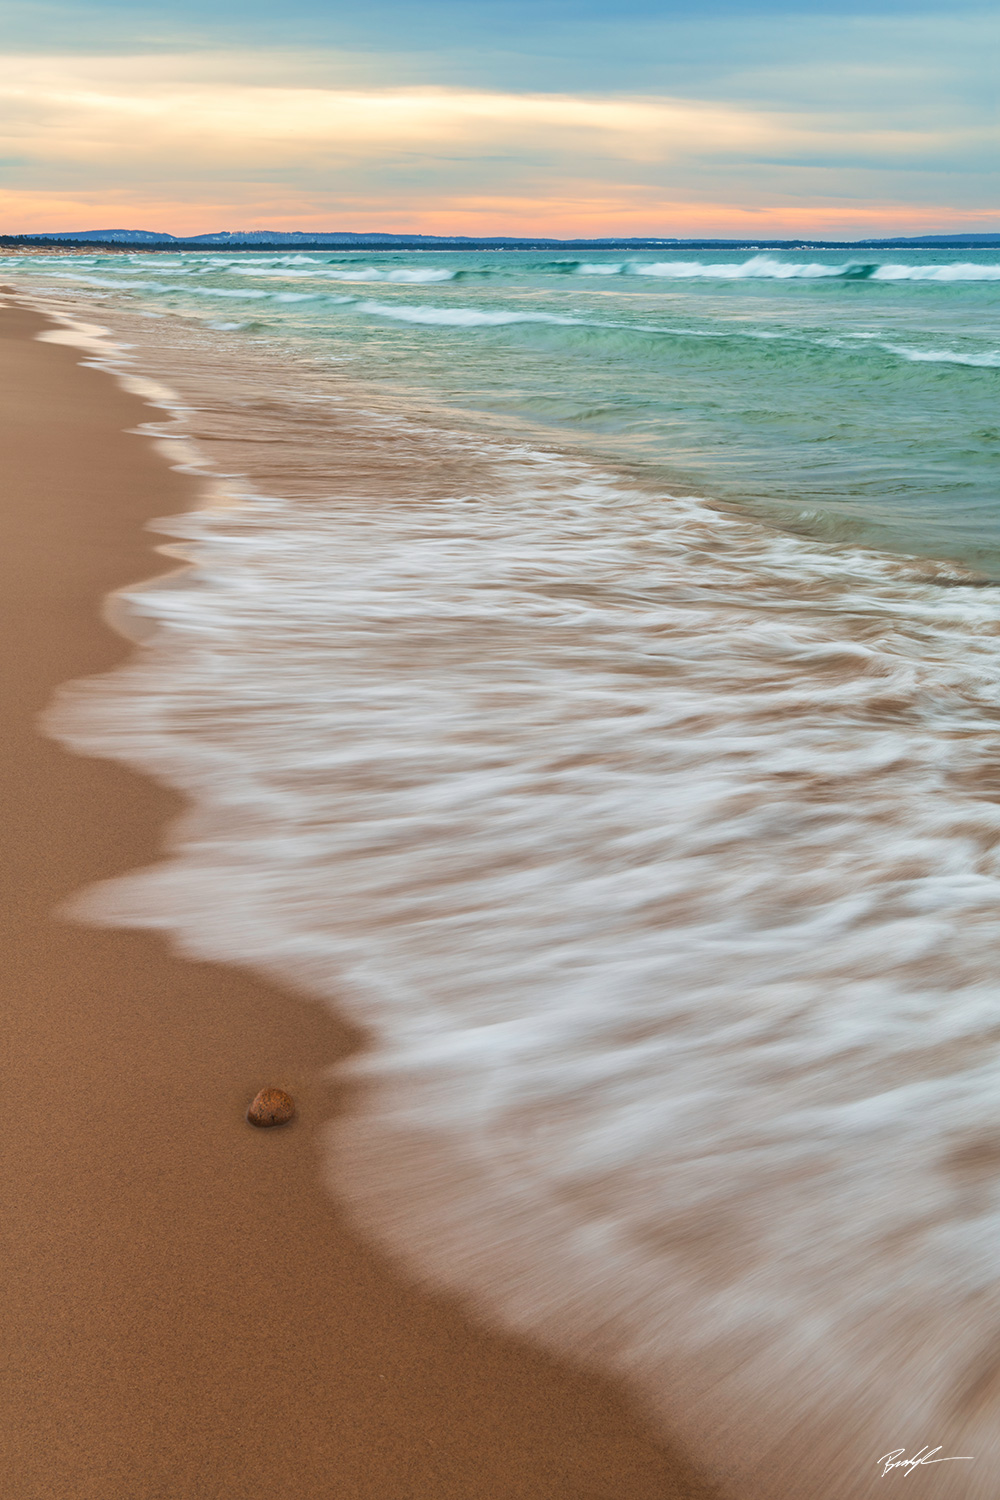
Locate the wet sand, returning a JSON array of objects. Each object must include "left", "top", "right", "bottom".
[{"left": 0, "top": 297, "right": 718, "bottom": 1500}]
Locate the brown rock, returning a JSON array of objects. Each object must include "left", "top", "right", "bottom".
[{"left": 246, "top": 1087, "right": 295, "bottom": 1128}]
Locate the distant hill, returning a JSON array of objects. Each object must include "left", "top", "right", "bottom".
[
  {"left": 5, "top": 228, "right": 1000, "bottom": 250},
  {"left": 6, "top": 228, "right": 684, "bottom": 248},
  {"left": 892, "top": 233, "right": 1000, "bottom": 246}
]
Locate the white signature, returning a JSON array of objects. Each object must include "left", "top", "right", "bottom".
[{"left": 878, "top": 1447, "right": 974, "bottom": 1478}]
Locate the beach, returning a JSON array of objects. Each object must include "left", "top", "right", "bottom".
[{"left": 0, "top": 296, "right": 718, "bottom": 1500}]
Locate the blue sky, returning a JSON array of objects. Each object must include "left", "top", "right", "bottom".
[{"left": 1, "top": 0, "right": 997, "bottom": 235}]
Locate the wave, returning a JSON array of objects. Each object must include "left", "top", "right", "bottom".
[
  {"left": 254, "top": 253, "right": 324, "bottom": 265},
  {"left": 44, "top": 272, "right": 177, "bottom": 291},
  {"left": 569, "top": 255, "right": 1000, "bottom": 282},
  {"left": 189, "top": 286, "right": 272, "bottom": 299},
  {"left": 230, "top": 264, "right": 458, "bottom": 284},
  {"left": 874, "top": 262, "right": 1000, "bottom": 282},
  {"left": 347, "top": 300, "right": 1000, "bottom": 376},
  {"left": 23, "top": 266, "right": 1000, "bottom": 382},
  {"left": 328, "top": 266, "right": 458, "bottom": 284},
  {"left": 352, "top": 299, "right": 582, "bottom": 327},
  {"left": 42, "top": 273, "right": 278, "bottom": 301},
  {"left": 345, "top": 300, "right": 793, "bottom": 338},
  {"left": 878, "top": 342, "right": 1000, "bottom": 368}
]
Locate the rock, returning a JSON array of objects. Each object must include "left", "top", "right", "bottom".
[{"left": 247, "top": 1087, "right": 295, "bottom": 1128}]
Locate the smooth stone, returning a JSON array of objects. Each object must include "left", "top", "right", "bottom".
[{"left": 246, "top": 1087, "right": 296, "bottom": 1128}]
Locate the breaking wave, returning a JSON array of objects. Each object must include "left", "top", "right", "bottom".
[
  {"left": 570, "top": 255, "right": 1000, "bottom": 281},
  {"left": 230, "top": 263, "right": 459, "bottom": 284}
]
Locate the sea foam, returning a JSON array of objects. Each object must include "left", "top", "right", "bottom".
[
  {"left": 229, "top": 264, "right": 458, "bottom": 283},
  {"left": 352, "top": 299, "right": 583, "bottom": 326},
  {"left": 572, "top": 255, "right": 1000, "bottom": 281},
  {"left": 36, "top": 343, "right": 1000, "bottom": 1498}
]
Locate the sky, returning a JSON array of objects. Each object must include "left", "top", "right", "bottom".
[{"left": 1, "top": 0, "right": 997, "bottom": 238}]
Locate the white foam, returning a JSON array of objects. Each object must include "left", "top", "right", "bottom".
[
  {"left": 353, "top": 299, "right": 582, "bottom": 326},
  {"left": 229, "top": 264, "right": 457, "bottom": 283},
  {"left": 572, "top": 255, "right": 1000, "bottom": 282},
  {"left": 879, "top": 343, "right": 1000, "bottom": 368},
  {"left": 189, "top": 286, "right": 272, "bottom": 299},
  {"left": 42, "top": 406, "right": 1000, "bottom": 1497},
  {"left": 573, "top": 261, "right": 626, "bottom": 275},
  {"left": 576, "top": 256, "right": 850, "bottom": 279},
  {"left": 873, "top": 262, "right": 1000, "bottom": 282},
  {"left": 44, "top": 272, "right": 176, "bottom": 291}
]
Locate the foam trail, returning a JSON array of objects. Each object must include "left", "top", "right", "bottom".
[
  {"left": 878, "top": 343, "right": 1000, "bottom": 367},
  {"left": 571, "top": 255, "right": 1000, "bottom": 281},
  {"left": 231, "top": 265, "right": 458, "bottom": 283},
  {"left": 42, "top": 404, "right": 1000, "bottom": 1498},
  {"left": 353, "top": 299, "right": 583, "bottom": 326}
]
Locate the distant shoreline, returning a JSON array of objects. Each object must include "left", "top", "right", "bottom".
[{"left": 4, "top": 234, "right": 1000, "bottom": 254}]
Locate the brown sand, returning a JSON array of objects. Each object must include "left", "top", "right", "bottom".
[{"left": 0, "top": 299, "right": 718, "bottom": 1500}]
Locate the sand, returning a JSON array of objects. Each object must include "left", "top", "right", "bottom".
[{"left": 0, "top": 297, "right": 718, "bottom": 1500}]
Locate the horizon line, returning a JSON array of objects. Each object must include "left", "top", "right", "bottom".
[{"left": 6, "top": 228, "right": 1000, "bottom": 248}]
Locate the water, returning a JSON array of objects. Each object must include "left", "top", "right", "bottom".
[
  {"left": 7, "top": 245, "right": 1000, "bottom": 566},
  {"left": 6, "top": 249, "right": 1000, "bottom": 1497}
]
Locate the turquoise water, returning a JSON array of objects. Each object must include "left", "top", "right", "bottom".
[{"left": 7, "top": 246, "right": 1000, "bottom": 570}]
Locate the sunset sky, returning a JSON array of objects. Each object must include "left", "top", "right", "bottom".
[{"left": 1, "top": 0, "right": 997, "bottom": 238}]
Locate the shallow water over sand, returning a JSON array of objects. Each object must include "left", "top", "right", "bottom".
[{"left": 7, "top": 244, "right": 1000, "bottom": 569}]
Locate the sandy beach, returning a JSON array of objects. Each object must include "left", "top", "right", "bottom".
[{"left": 0, "top": 296, "right": 718, "bottom": 1500}]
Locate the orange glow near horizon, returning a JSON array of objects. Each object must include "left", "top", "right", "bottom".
[{"left": 3, "top": 189, "right": 999, "bottom": 242}]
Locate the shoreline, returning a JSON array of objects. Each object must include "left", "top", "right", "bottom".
[{"left": 0, "top": 295, "right": 717, "bottom": 1500}]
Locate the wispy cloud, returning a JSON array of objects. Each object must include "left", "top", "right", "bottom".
[
  {"left": 0, "top": 47, "right": 997, "bottom": 235},
  {"left": 0, "top": 55, "right": 785, "bottom": 161}
]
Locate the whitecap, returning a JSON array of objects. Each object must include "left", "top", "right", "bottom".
[{"left": 352, "top": 299, "right": 582, "bottom": 327}]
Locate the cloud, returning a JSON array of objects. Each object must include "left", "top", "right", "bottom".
[
  {"left": 0, "top": 49, "right": 997, "bottom": 235},
  {"left": 0, "top": 53, "right": 990, "bottom": 169},
  {"left": 0, "top": 56, "right": 777, "bottom": 163}
]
